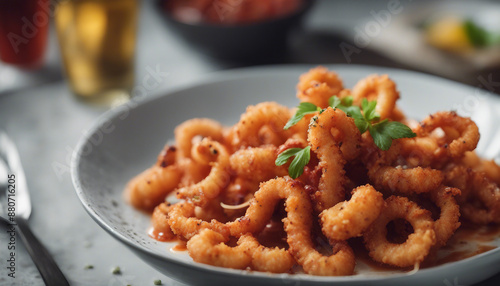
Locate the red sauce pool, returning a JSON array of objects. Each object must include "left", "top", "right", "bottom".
[
  {"left": 148, "top": 227, "right": 174, "bottom": 242},
  {"left": 171, "top": 240, "right": 188, "bottom": 252}
]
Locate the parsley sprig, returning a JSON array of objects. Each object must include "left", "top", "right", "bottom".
[
  {"left": 284, "top": 102, "right": 322, "bottom": 130},
  {"left": 329, "top": 96, "right": 416, "bottom": 150},
  {"left": 278, "top": 95, "right": 416, "bottom": 178},
  {"left": 275, "top": 146, "right": 311, "bottom": 179}
]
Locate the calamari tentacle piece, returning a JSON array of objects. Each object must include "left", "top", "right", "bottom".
[
  {"left": 174, "top": 118, "right": 224, "bottom": 159},
  {"left": 229, "top": 145, "right": 287, "bottom": 182},
  {"left": 320, "top": 184, "right": 384, "bottom": 240},
  {"left": 308, "top": 107, "right": 361, "bottom": 212},
  {"left": 176, "top": 138, "right": 231, "bottom": 206},
  {"left": 296, "top": 66, "right": 344, "bottom": 108},
  {"left": 430, "top": 186, "right": 461, "bottom": 246},
  {"left": 364, "top": 196, "right": 436, "bottom": 267},
  {"left": 231, "top": 102, "right": 297, "bottom": 148},
  {"left": 125, "top": 145, "right": 182, "bottom": 211},
  {"left": 351, "top": 74, "right": 399, "bottom": 120}
]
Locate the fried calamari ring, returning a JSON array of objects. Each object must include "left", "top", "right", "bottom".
[
  {"left": 284, "top": 193, "right": 355, "bottom": 276},
  {"left": 187, "top": 229, "right": 254, "bottom": 270},
  {"left": 351, "top": 74, "right": 399, "bottom": 120},
  {"left": 150, "top": 202, "right": 176, "bottom": 241},
  {"left": 456, "top": 170, "right": 500, "bottom": 224},
  {"left": 187, "top": 230, "right": 295, "bottom": 273},
  {"left": 125, "top": 145, "right": 182, "bottom": 211},
  {"left": 194, "top": 196, "right": 228, "bottom": 223},
  {"left": 369, "top": 165, "right": 444, "bottom": 195},
  {"left": 222, "top": 177, "right": 259, "bottom": 210},
  {"left": 174, "top": 118, "right": 224, "bottom": 159},
  {"left": 175, "top": 177, "right": 355, "bottom": 275},
  {"left": 461, "top": 151, "right": 500, "bottom": 186},
  {"left": 429, "top": 186, "right": 461, "bottom": 246},
  {"left": 231, "top": 102, "right": 303, "bottom": 148},
  {"left": 234, "top": 177, "right": 355, "bottom": 276},
  {"left": 400, "top": 137, "right": 440, "bottom": 168},
  {"left": 168, "top": 201, "right": 229, "bottom": 240},
  {"left": 320, "top": 184, "right": 384, "bottom": 240},
  {"left": 248, "top": 236, "right": 296, "bottom": 273},
  {"left": 364, "top": 196, "right": 436, "bottom": 267},
  {"left": 176, "top": 138, "right": 231, "bottom": 206},
  {"left": 416, "top": 111, "right": 479, "bottom": 159},
  {"left": 364, "top": 136, "right": 444, "bottom": 195},
  {"left": 296, "top": 66, "right": 344, "bottom": 108},
  {"left": 229, "top": 145, "right": 288, "bottom": 182},
  {"left": 308, "top": 107, "right": 361, "bottom": 212}
]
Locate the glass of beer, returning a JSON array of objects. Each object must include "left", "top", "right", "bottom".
[
  {"left": 55, "top": 0, "right": 139, "bottom": 103},
  {"left": 0, "top": 0, "right": 50, "bottom": 68}
]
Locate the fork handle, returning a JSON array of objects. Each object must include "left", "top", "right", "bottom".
[{"left": 15, "top": 218, "right": 70, "bottom": 286}]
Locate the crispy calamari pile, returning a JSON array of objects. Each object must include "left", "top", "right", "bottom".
[{"left": 125, "top": 66, "right": 500, "bottom": 275}]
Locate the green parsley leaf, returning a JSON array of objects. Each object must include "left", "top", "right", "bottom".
[
  {"left": 329, "top": 95, "right": 355, "bottom": 111},
  {"left": 275, "top": 148, "right": 301, "bottom": 166},
  {"left": 341, "top": 96, "right": 354, "bottom": 106},
  {"left": 284, "top": 102, "right": 321, "bottom": 130},
  {"left": 354, "top": 116, "right": 370, "bottom": 134},
  {"left": 275, "top": 146, "right": 311, "bottom": 179},
  {"left": 369, "top": 120, "right": 416, "bottom": 150},
  {"left": 111, "top": 266, "right": 121, "bottom": 275},
  {"left": 329, "top": 95, "right": 362, "bottom": 119},
  {"left": 369, "top": 122, "right": 393, "bottom": 151},
  {"left": 384, "top": 121, "right": 417, "bottom": 139},
  {"left": 329, "top": 96, "right": 342, "bottom": 109},
  {"left": 361, "top": 98, "right": 380, "bottom": 122}
]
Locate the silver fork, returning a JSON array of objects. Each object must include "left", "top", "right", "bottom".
[{"left": 0, "top": 132, "right": 70, "bottom": 286}]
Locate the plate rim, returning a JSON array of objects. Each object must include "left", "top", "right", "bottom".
[{"left": 71, "top": 63, "right": 500, "bottom": 283}]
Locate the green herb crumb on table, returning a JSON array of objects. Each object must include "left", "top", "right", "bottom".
[{"left": 112, "top": 266, "right": 121, "bottom": 275}]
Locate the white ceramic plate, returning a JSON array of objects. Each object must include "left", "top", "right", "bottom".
[{"left": 71, "top": 65, "right": 500, "bottom": 286}]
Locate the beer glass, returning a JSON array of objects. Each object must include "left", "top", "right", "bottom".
[{"left": 55, "top": 0, "right": 139, "bottom": 102}]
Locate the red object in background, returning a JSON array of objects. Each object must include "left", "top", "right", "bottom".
[
  {"left": 165, "top": 0, "right": 303, "bottom": 25},
  {"left": 0, "top": 0, "right": 50, "bottom": 69}
]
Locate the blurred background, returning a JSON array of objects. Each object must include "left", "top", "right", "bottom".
[
  {"left": 1, "top": 0, "right": 500, "bottom": 99},
  {"left": 1, "top": 0, "right": 500, "bottom": 285}
]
